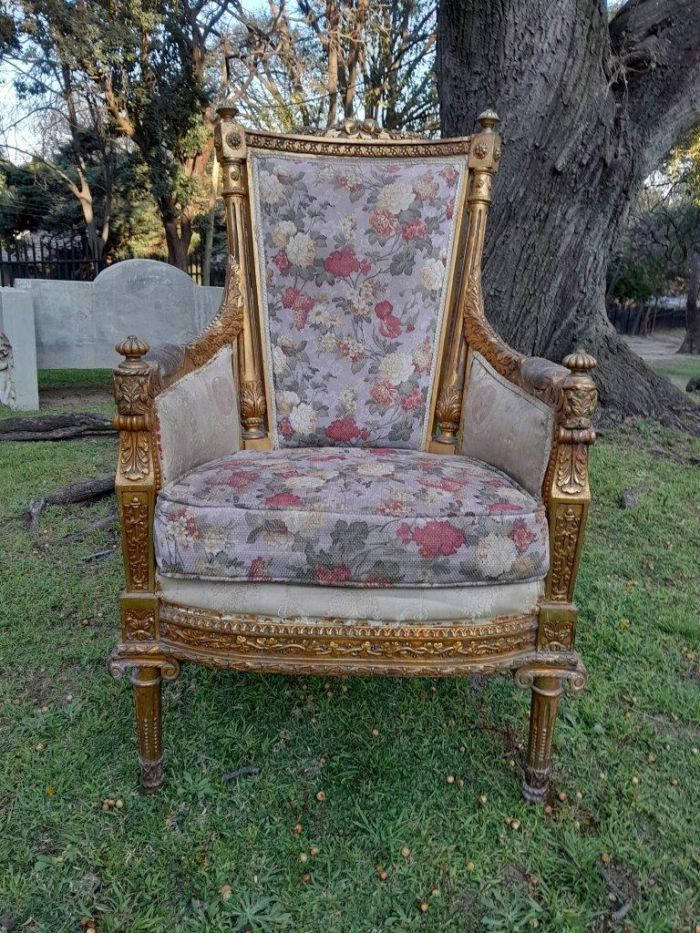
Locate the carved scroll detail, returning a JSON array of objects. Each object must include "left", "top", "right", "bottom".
[{"left": 186, "top": 257, "right": 245, "bottom": 368}]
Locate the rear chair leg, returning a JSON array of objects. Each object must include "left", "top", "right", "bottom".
[
  {"left": 522, "top": 675, "right": 563, "bottom": 803},
  {"left": 131, "top": 666, "right": 164, "bottom": 793}
]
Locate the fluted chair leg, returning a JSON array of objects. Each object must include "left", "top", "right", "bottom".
[
  {"left": 131, "top": 666, "right": 164, "bottom": 793},
  {"left": 522, "top": 675, "right": 564, "bottom": 803}
]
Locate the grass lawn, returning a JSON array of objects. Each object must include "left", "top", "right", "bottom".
[{"left": 1, "top": 380, "right": 699, "bottom": 932}]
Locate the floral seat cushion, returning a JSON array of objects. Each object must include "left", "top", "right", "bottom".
[{"left": 154, "top": 448, "right": 548, "bottom": 588}]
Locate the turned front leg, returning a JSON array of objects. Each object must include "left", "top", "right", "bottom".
[
  {"left": 131, "top": 666, "right": 163, "bottom": 793},
  {"left": 523, "top": 675, "right": 563, "bottom": 803}
]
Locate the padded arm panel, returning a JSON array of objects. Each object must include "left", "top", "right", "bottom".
[
  {"left": 154, "top": 346, "right": 241, "bottom": 485},
  {"left": 460, "top": 352, "right": 555, "bottom": 497}
]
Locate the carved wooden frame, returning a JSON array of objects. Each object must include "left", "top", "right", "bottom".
[{"left": 110, "top": 105, "right": 597, "bottom": 803}]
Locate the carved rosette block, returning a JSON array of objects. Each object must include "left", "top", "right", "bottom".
[{"left": 545, "top": 350, "right": 597, "bottom": 604}]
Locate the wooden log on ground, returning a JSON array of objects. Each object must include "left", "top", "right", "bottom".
[
  {"left": 0, "top": 413, "right": 115, "bottom": 442},
  {"left": 26, "top": 474, "right": 115, "bottom": 531}
]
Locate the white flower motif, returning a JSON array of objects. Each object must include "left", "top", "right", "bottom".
[
  {"left": 340, "top": 386, "right": 357, "bottom": 412},
  {"left": 319, "top": 165, "right": 337, "bottom": 185},
  {"left": 377, "top": 181, "right": 415, "bottom": 213},
  {"left": 357, "top": 461, "right": 395, "bottom": 477},
  {"left": 277, "top": 390, "right": 300, "bottom": 415},
  {"left": 271, "top": 221, "right": 297, "bottom": 247},
  {"left": 317, "top": 333, "right": 338, "bottom": 354},
  {"left": 259, "top": 171, "right": 283, "bottom": 205},
  {"left": 339, "top": 216, "right": 356, "bottom": 241},
  {"left": 289, "top": 402, "right": 318, "bottom": 435},
  {"left": 286, "top": 232, "right": 316, "bottom": 268},
  {"left": 284, "top": 475, "right": 326, "bottom": 490},
  {"left": 419, "top": 257, "right": 445, "bottom": 292},
  {"left": 412, "top": 338, "right": 433, "bottom": 373},
  {"left": 379, "top": 351, "right": 414, "bottom": 386},
  {"left": 272, "top": 345, "right": 289, "bottom": 375},
  {"left": 476, "top": 533, "right": 518, "bottom": 578}
]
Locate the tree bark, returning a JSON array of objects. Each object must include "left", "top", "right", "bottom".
[
  {"left": 437, "top": 0, "right": 700, "bottom": 428},
  {"left": 678, "top": 250, "right": 700, "bottom": 354}
]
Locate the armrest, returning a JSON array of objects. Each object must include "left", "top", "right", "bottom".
[
  {"left": 463, "top": 268, "right": 568, "bottom": 411},
  {"left": 137, "top": 256, "right": 245, "bottom": 391},
  {"left": 113, "top": 257, "right": 246, "bottom": 491}
]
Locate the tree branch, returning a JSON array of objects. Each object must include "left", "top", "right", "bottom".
[{"left": 610, "top": 0, "right": 700, "bottom": 172}]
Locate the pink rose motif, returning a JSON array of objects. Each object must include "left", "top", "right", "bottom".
[
  {"left": 370, "top": 379, "right": 398, "bottom": 408},
  {"left": 411, "top": 520, "right": 465, "bottom": 558},
  {"left": 265, "top": 491, "right": 303, "bottom": 508},
  {"left": 339, "top": 174, "right": 361, "bottom": 192},
  {"left": 374, "top": 301, "right": 394, "bottom": 320},
  {"left": 401, "top": 218, "right": 427, "bottom": 241},
  {"left": 338, "top": 338, "right": 364, "bottom": 363},
  {"left": 379, "top": 315, "right": 402, "bottom": 339},
  {"left": 248, "top": 557, "right": 271, "bottom": 581},
  {"left": 282, "top": 286, "right": 301, "bottom": 309},
  {"left": 400, "top": 387, "right": 423, "bottom": 411},
  {"left": 397, "top": 522, "right": 414, "bottom": 545},
  {"left": 490, "top": 502, "right": 524, "bottom": 514},
  {"left": 509, "top": 520, "right": 536, "bottom": 551},
  {"left": 441, "top": 165, "right": 458, "bottom": 186},
  {"left": 325, "top": 417, "right": 369, "bottom": 443},
  {"left": 226, "top": 470, "right": 256, "bottom": 491},
  {"left": 369, "top": 208, "right": 398, "bottom": 237},
  {"left": 294, "top": 306, "right": 309, "bottom": 330},
  {"left": 316, "top": 564, "right": 352, "bottom": 585},
  {"left": 324, "top": 246, "right": 360, "bottom": 278},
  {"left": 359, "top": 258, "right": 371, "bottom": 275},
  {"left": 279, "top": 417, "right": 294, "bottom": 438},
  {"left": 446, "top": 197, "right": 455, "bottom": 220},
  {"left": 273, "top": 251, "right": 290, "bottom": 273}
]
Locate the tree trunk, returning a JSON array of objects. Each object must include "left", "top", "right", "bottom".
[
  {"left": 437, "top": 0, "right": 700, "bottom": 429},
  {"left": 678, "top": 250, "right": 700, "bottom": 354},
  {"left": 164, "top": 218, "right": 192, "bottom": 272}
]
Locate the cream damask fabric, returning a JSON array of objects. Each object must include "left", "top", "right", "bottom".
[
  {"left": 154, "top": 346, "right": 240, "bottom": 485},
  {"left": 249, "top": 150, "right": 467, "bottom": 450},
  {"left": 460, "top": 352, "right": 554, "bottom": 497},
  {"left": 157, "top": 575, "right": 543, "bottom": 623}
]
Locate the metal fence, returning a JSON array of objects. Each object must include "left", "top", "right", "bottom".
[
  {"left": 0, "top": 234, "right": 227, "bottom": 287},
  {"left": 607, "top": 299, "right": 687, "bottom": 335}
]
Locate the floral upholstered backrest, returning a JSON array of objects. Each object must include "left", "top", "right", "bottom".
[{"left": 249, "top": 150, "right": 468, "bottom": 449}]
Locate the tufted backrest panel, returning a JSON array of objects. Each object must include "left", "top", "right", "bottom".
[{"left": 248, "top": 150, "right": 468, "bottom": 449}]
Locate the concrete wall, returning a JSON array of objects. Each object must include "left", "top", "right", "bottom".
[
  {"left": 0, "top": 287, "right": 39, "bottom": 410},
  {"left": 15, "top": 259, "right": 223, "bottom": 369}
]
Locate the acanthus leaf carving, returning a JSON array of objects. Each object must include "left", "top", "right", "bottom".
[
  {"left": 549, "top": 506, "right": 582, "bottom": 601},
  {"left": 121, "top": 493, "right": 150, "bottom": 591}
]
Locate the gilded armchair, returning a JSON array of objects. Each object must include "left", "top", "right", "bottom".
[{"left": 109, "top": 105, "right": 598, "bottom": 803}]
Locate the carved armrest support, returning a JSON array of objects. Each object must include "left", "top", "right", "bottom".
[
  {"left": 113, "top": 337, "right": 159, "bottom": 599},
  {"left": 544, "top": 350, "right": 598, "bottom": 605},
  {"left": 139, "top": 256, "right": 246, "bottom": 392},
  {"left": 463, "top": 271, "right": 567, "bottom": 411}
]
